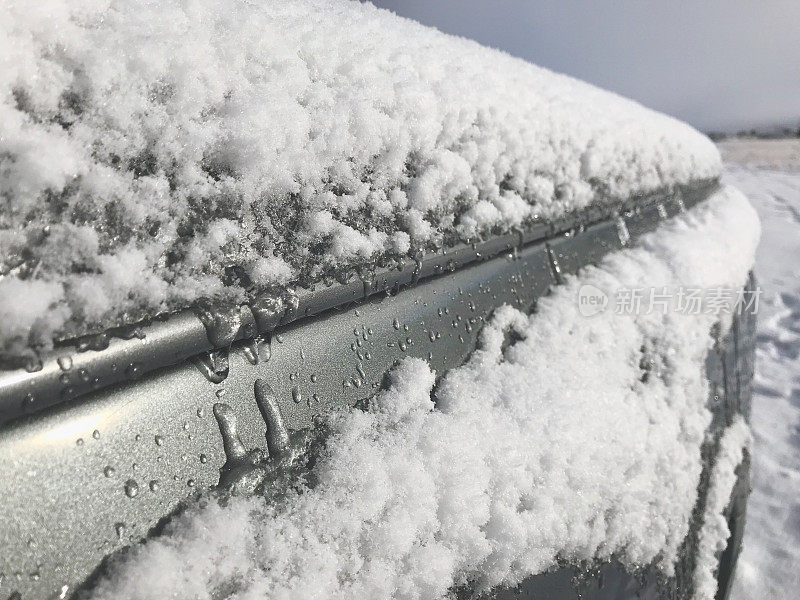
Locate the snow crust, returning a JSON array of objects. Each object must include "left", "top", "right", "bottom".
[
  {"left": 84, "top": 186, "right": 758, "bottom": 600},
  {"left": 693, "top": 417, "right": 751, "bottom": 600},
  {"left": 0, "top": 0, "right": 721, "bottom": 360}
]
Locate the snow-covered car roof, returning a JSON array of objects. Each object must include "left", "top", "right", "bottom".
[{"left": 0, "top": 0, "right": 720, "bottom": 362}]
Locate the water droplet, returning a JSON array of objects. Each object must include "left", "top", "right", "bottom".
[
  {"left": 193, "top": 350, "right": 230, "bottom": 383},
  {"left": 197, "top": 407, "right": 206, "bottom": 418},
  {"left": 134, "top": 434, "right": 141, "bottom": 442},
  {"left": 399, "top": 342, "right": 407, "bottom": 352},
  {"left": 114, "top": 523, "right": 126, "bottom": 538},
  {"left": 124, "top": 479, "right": 139, "bottom": 498},
  {"left": 393, "top": 318, "right": 401, "bottom": 330},
  {"left": 275, "top": 334, "right": 284, "bottom": 343},
  {"left": 215, "top": 389, "right": 226, "bottom": 398},
  {"left": 292, "top": 387, "right": 302, "bottom": 403},
  {"left": 57, "top": 356, "right": 73, "bottom": 371},
  {"left": 103, "top": 466, "right": 115, "bottom": 477},
  {"left": 199, "top": 454, "right": 208, "bottom": 464},
  {"left": 183, "top": 422, "right": 189, "bottom": 431},
  {"left": 76, "top": 438, "right": 84, "bottom": 447},
  {"left": 310, "top": 373, "right": 318, "bottom": 383},
  {"left": 213, "top": 403, "right": 249, "bottom": 475},
  {"left": 149, "top": 480, "right": 159, "bottom": 492},
  {"left": 92, "top": 429, "right": 101, "bottom": 439},
  {"left": 403, "top": 324, "right": 410, "bottom": 332},
  {"left": 22, "top": 393, "right": 35, "bottom": 410},
  {"left": 242, "top": 340, "right": 260, "bottom": 365},
  {"left": 24, "top": 356, "right": 43, "bottom": 373},
  {"left": 289, "top": 372, "right": 297, "bottom": 381},
  {"left": 194, "top": 301, "right": 246, "bottom": 347},
  {"left": 126, "top": 363, "right": 141, "bottom": 380},
  {"left": 154, "top": 435, "right": 164, "bottom": 446},
  {"left": 187, "top": 479, "right": 195, "bottom": 488}
]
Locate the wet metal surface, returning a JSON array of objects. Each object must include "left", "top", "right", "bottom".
[
  {"left": 0, "top": 180, "right": 718, "bottom": 428},
  {"left": 0, "top": 181, "right": 729, "bottom": 599}
]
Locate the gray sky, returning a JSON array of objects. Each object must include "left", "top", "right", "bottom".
[{"left": 371, "top": 1, "right": 800, "bottom": 133}]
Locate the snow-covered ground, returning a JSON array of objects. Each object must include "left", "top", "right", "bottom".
[
  {"left": 722, "top": 139, "right": 800, "bottom": 600},
  {"left": 720, "top": 138, "right": 800, "bottom": 172}
]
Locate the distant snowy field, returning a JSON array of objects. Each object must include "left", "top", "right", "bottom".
[{"left": 721, "top": 139, "right": 800, "bottom": 600}]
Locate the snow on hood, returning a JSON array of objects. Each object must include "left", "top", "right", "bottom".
[
  {"left": 0, "top": 0, "right": 721, "bottom": 360},
  {"left": 83, "top": 186, "right": 758, "bottom": 600}
]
